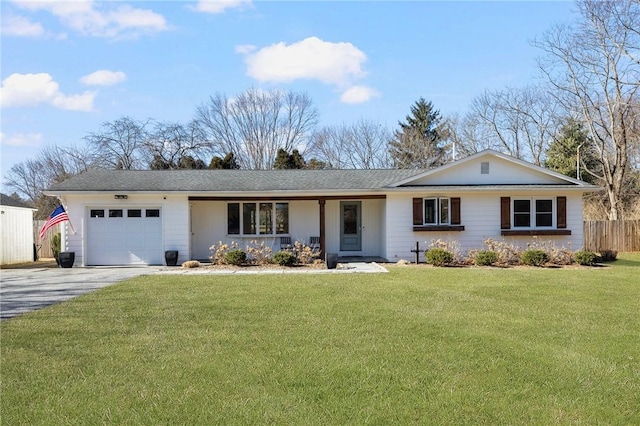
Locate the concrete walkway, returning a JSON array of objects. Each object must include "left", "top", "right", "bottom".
[{"left": 156, "top": 262, "right": 388, "bottom": 275}]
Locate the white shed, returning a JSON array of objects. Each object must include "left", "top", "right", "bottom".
[{"left": 0, "top": 193, "right": 37, "bottom": 265}]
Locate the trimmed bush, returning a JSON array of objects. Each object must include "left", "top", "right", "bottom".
[
  {"left": 426, "top": 248, "right": 454, "bottom": 266},
  {"left": 273, "top": 250, "right": 297, "bottom": 267},
  {"left": 224, "top": 249, "right": 247, "bottom": 266},
  {"left": 521, "top": 249, "right": 549, "bottom": 267},
  {"left": 51, "top": 232, "right": 61, "bottom": 262},
  {"left": 598, "top": 249, "right": 618, "bottom": 262},
  {"left": 474, "top": 250, "right": 498, "bottom": 266},
  {"left": 574, "top": 250, "right": 597, "bottom": 266}
]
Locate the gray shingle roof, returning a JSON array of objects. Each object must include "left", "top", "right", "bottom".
[
  {"left": 0, "top": 193, "right": 34, "bottom": 209},
  {"left": 46, "top": 168, "right": 426, "bottom": 193}
]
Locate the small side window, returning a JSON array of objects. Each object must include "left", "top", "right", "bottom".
[
  {"left": 109, "top": 209, "right": 123, "bottom": 218},
  {"left": 90, "top": 209, "right": 104, "bottom": 218},
  {"left": 146, "top": 209, "right": 160, "bottom": 218}
]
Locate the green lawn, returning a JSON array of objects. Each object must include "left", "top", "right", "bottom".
[{"left": 2, "top": 254, "right": 639, "bottom": 425}]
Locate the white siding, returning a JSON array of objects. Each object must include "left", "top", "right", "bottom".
[
  {"left": 0, "top": 205, "right": 34, "bottom": 265},
  {"left": 62, "top": 194, "right": 190, "bottom": 266},
  {"left": 385, "top": 192, "right": 585, "bottom": 262},
  {"left": 408, "top": 155, "right": 566, "bottom": 186}
]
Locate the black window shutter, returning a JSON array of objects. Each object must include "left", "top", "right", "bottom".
[
  {"left": 413, "top": 198, "right": 423, "bottom": 225},
  {"left": 557, "top": 196, "right": 567, "bottom": 229},
  {"left": 451, "top": 197, "right": 461, "bottom": 225},
  {"left": 500, "top": 197, "right": 511, "bottom": 229}
]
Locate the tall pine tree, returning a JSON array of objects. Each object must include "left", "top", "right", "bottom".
[
  {"left": 544, "top": 119, "right": 599, "bottom": 184},
  {"left": 273, "top": 149, "right": 306, "bottom": 169},
  {"left": 388, "top": 98, "right": 449, "bottom": 168},
  {"left": 209, "top": 152, "right": 240, "bottom": 169}
]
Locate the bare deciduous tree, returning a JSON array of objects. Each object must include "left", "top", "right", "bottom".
[
  {"left": 4, "top": 144, "right": 94, "bottom": 218},
  {"left": 143, "top": 120, "right": 211, "bottom": 169},
  {"left": 84, "top": 116, "right": 148, "bottom": 170},
  {"left": 195, "top": 88, "right": 318, "bottom": 170},
  {"left": 310, "top": 120, "right": 392, "bottom": 169},
  {"left": 456, "top": 86, "right": 562, "bottom": 165},
  {"left": 534, "top": 0, "right": 640, "bottom": 219}
]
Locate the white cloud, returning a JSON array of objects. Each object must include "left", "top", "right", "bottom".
[
  {"left": 1, "top": 73, "right": 95, "bottom": 111},
  {"left": 10, "top": 0, "right": 168, "bottom": 38},
  {"left": 0, "top": 132, "right": 44, "bottom": 147},
  {"left": 81, "top": 70, "right": 127, "bottom": 86},
  {"left": 242, "top": 36, "right": 367, "bottom": 86},
  {"left": 239, "top": 36, "right": 379, "bottom": 104},
  {"left": 1, "top": 15, "right": 45, "bottom": 37},
  {"left": 191, "top": 0, "right": 252, "bottom": 14},
  {"left": 340, "top": 86, "right": 380, "bottom": 104}
]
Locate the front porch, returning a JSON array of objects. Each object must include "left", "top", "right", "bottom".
[{"left": 188, "top": 196, "right": 387, "bottom": 261}]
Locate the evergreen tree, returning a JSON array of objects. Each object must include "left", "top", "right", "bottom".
[
  {"left": 289, "top": 149, "right": 306, "bottom": 169},
  {"left": 544, "top": 119, "right": 599, "bottom": 184},
  {"left": 178, "top": 155, "right": 206, "bottom": 169},
  {"left": 273, "top": 149, "right": 306, "bottom": 169},
  {"left": 149, "top": 154, "right": 173, "bottom": 170},
  {"left": 306, "top": 158, "right": 329, "bottom": 170},
  {"left": 209, "top": 152, "right": 240, "bottom": 169},
  {"left": 388, "top": 98, "right": 449, "bottom": 169},
  {"left": 273, "top": 149, "right": 291, "bottom": 169}
]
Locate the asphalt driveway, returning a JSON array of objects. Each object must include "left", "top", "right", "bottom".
[{"left": 0, "top": 266, "right": 160, "bottom": 320}]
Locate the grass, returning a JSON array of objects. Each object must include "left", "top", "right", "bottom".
[{"left": 2, "top": 254, "right": 639, "bottom": 425}]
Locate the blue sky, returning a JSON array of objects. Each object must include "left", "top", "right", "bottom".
[{"left": 1, "top": 0, "right": 577, "bottom": 183}]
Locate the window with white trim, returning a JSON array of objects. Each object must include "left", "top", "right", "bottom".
[
  {"left": 228, "top": 202, "right": 289, "bottom": 235},
  {"left": 423, "top": 197, "right": 450, "bottom": 225},
  {"left": 513, "top": 198, "right": 554, "bottom": 228}
]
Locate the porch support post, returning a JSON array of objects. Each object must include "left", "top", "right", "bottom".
[{"left": 318, "top": 199, "right": 326, "bottom": 257}]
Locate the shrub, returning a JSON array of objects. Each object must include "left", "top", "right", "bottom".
[
  {"left": 426, "top": 248, "right": 453, "bottom": 266},
  {"left": 474, "top": 250, "right": 498, "bottom": 266},
  {"left": 429, "top": 239, "right": 463, "bottom": 264},
  {"left": 292, "top": 241, "right": 321, "bottom": 264},
  {"left": 598, "top": 249, "right": 618, "bottom": 262},
  {"left": 521, "top": 249, "right": 549, "bottom": 267},
  {"left": 182, "top": 260, "right": 201, "bottom": 268},
  {"left": 51, "top": 232, "right": 61, "bottom": 262},
  {"left": 224, "top": 249, "right": 247, "bottom": 266},
  {"left": 209, "top": 241, "right": 239, "bottom": 265},
  {"left": 273, "top": 250, "right": 297, "bottom": 267},
  {"left": 483, "top": 238, "right": 522, "bottom": 266},
  {"left": 525, "top": 237, "right": 573, "bottom": 265},
  {"left": 574, "top": 250, "right": 597, "bottom": 266},
  {"left": 245, "top": 240, "right": 273, "bottom": 265}
]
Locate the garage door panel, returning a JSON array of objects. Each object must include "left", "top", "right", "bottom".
[{"left": 87, "top": 207, "right": 162, "bottom": 265}]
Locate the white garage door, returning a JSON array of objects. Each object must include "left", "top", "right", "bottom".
[{"left": 87, "top": 207, "right": 162, "bottom": 265}]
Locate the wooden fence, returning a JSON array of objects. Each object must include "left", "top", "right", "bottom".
[
  {"left": 583, "top": 220, "right": 640, "bottom": 252},
  {"left": 33, "top": 220, "right": 56, "bottom": 259}
]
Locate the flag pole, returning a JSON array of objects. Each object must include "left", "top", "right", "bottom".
[
  {"left": 67, "top": 217, "right": 77, "bottom": 234},
  {"left": 61, "top": 202, "right": 76, "bottom": 234}
]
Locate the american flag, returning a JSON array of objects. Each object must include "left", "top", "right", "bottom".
[{"left": 39, "top": 205, "right": 70, "bottom": 239}]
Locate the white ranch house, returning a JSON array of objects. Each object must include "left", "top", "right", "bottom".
[{"left": 45, "top": 150, "right": 599, "bottom": 266}]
